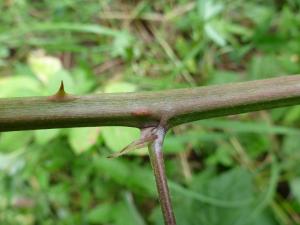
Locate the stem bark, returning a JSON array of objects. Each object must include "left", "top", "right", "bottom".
[
  {"left": 148, "top": 126, "right": 176, "bottom": 225},
  {"left": 2, "top": 75, "right": 300, "bottom": 131}
]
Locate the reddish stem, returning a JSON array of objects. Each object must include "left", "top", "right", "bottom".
[{"left": 148, "top": 126, "right": 177, "bottom": 225}]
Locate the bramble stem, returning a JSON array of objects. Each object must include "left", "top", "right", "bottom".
[
  {"left": 2, "top": 75, "right": 300, "bottom": 224},
  {"left": 148, "top": 126, "right": 176, "bottom": 225},
  {"left": 2, "top": 75, "right": 300, "bottom": 131}
]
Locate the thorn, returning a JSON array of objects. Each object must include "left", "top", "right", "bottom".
[
  {"left": 107, "top": 127, "right": 157, "bottom": 158},
  {"left": 48, "top": 81, "right": 75, "bottom": 101},
  {"left": 56, "top": 80, "right": 67, "bottom": 97}
]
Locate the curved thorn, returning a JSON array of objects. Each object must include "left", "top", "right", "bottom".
[{"left": 107, "top": 127, "right": 157, "bottom": 158}]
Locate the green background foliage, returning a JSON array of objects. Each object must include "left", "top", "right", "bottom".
[{"left": 0, "top": 0, "right": 300, "bottom": 224}]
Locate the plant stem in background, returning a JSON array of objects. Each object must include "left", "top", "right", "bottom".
[{"left": 148, "top": 126, "right": 177, "bottom": 225}]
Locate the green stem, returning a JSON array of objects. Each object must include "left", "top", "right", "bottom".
[{"left": 1, "top": 75, "right": 300, "bottom": 131}]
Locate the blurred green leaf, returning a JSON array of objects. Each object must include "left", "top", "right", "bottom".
[
  {"left": 238, "top": 133, "right": 271, "bottom": 158},
  {"left": 104, "top": 81, "right": 136, "bottom": 93},
  {"left": 197, "top": 0, "right": 223, "bottom": 21},
  {"left": 0, "top": 47, "right": 9, "bottom": 58},
  {"left": 0, "top": 22, "right": 123, "bottom": 44},
  {"left": 68, "top": 127, "right": 100, "bottom": 154},
  {"left": 0, "top": 131, "right": 33, "bottom": 152},
  {"left": 206, "top": 144, "right": 234, "bottom": 166},
  {"left": 282, "top": 135, "right": 300, "bottom": 157},
  {"left": 164, "top": 130, "right": 227, "bottom": 153},
  {"left": 0, "top": 151, "right": 25, "bottom": 175},
  {"left": 112, "top": 31, "right": 139, "bottom": 60},
  {"left": 204, "top": 23, "right": 226, "bottom": 47},
  {"left": 72, "top": 68, "right": 95, "bottom": 94},
  {"left": 102, "top": 126, "right": 144, "bottom": 153},
  {"left": 123, "top": 192, "right": 146, "bottom": 225},
  {"left": 283, "top": 105, "right": 300, "bottom": 125},
  {"left": 0, "top": 76, "right": 41, "bottom": 97},
  {"left": 28, "top": 51, "right": 63, "bottom": 84},
  {"left": 248, "top": 55, "right": 288, "bottom": 79},
  {"left": 48, "top": 183, "right": 70, "bottom": 207},
  {"left": 112, "top": 201, "right": 144, "bottom": 225},
  {"left": 208, "top": 70, "right": 241, "bottom": 84},
  {"left": 291, "top": 178, "right": 300, "bottom": 204},
  {"left": 170, "top": 168, "right": 270, "bottom": 225},
  {"left": 198, "top": 119, "right": 300, "bottom": 135},
  {"left": 87, "top": 203, "right": 113, "bottom": 224},
  {"left": 34, "top": 129, "right": 60, "bottom": 145},
  {"left": 94, "top": 157, "right": 156, "bottom": 196}
]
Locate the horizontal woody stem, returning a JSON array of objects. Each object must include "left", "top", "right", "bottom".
[{"left": 1, "top": 75, "right": 300, "bottom": 131}]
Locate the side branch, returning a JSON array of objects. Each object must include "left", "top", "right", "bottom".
[
  {"left": 148, "top": 126, "right": 176, "bottom": 225},
  {"left": 1, "top": 75, "right": 300, "bottom": 131}
]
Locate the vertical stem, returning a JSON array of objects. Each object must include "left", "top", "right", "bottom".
[{"left": 148, "top": 126, "right": 177, "bottom": 225}]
